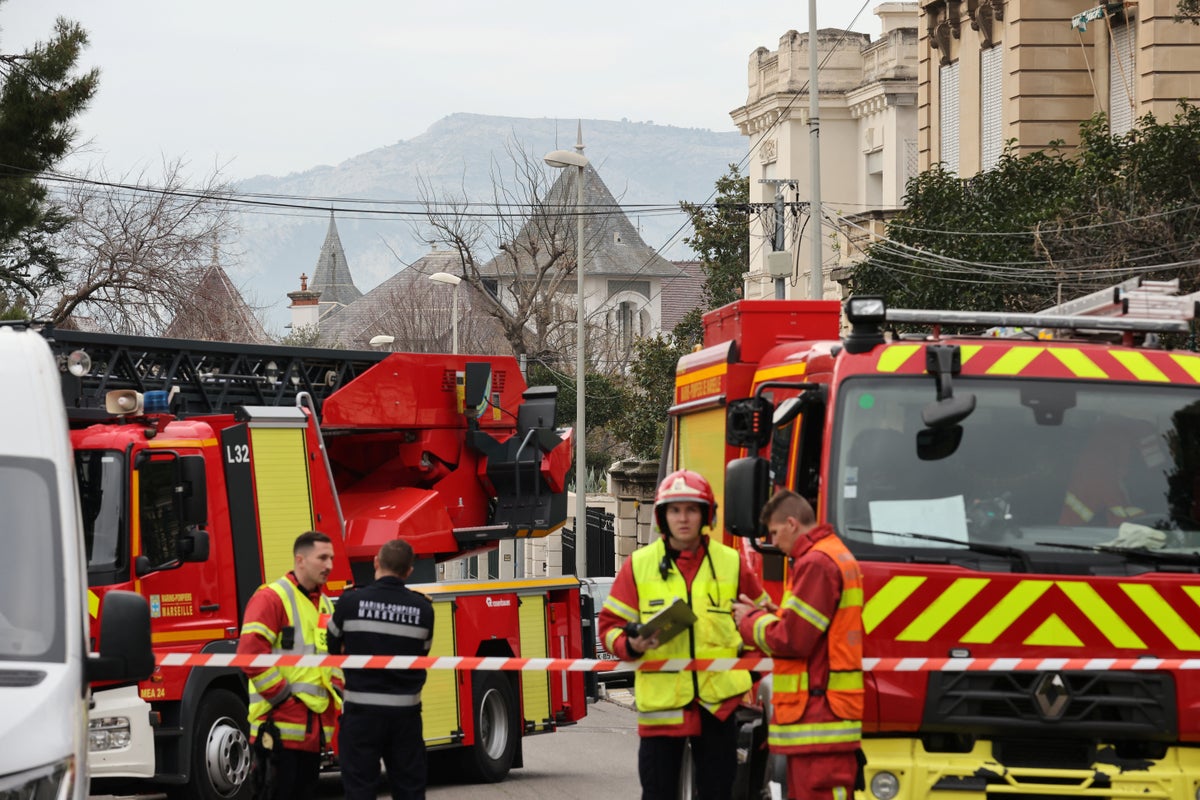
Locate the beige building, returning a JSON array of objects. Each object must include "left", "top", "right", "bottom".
[
  {"left": 921, "top": 0, "right": 1200, "bottom": 176},
  {"left": 730, "top": 3, "right": 920, "bottom": 300}
]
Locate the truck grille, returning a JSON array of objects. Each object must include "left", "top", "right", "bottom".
[{"left": 922, "top": 670, "right": 1175, "bottom": 740}]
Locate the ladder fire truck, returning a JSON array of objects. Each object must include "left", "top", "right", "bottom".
[
  {"left": 38, "top": 328, "right": 586, "bottom": 800},
  {"left": 666, "top": 280, "right": 1200, "bottom": 799}
]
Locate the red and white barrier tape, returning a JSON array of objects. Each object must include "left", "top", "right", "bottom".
[{"left": 156, "top": 653, "right": 1200, "bottom": 673}]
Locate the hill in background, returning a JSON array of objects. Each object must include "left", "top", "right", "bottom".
[{"left": 231, "top": 113, "right": 746, "bottom": 332}]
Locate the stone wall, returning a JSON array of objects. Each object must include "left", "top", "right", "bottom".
[{"left": 608, "top": 459, "right": 662, "bottom": 569}]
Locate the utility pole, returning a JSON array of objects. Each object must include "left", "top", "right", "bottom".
[
  {"left": 758, "top": 178, "right": 800, "bottom": 299},
  {"left": 808, "top": 0, "right": 824, "bottom": 300}
]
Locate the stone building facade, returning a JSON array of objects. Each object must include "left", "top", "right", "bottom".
[
  {"left": 920, "top": 0, "right": 1200, "bottom": 177},
  {"left": 730, "top": 3, "right": 919, "bottom": 299}
]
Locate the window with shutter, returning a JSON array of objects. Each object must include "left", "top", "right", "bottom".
[
  {"left": 1109, "top": 21, "right": 1136, "bottom": 136},
  {"left": 940, "top": 62, "right": 961, "bottom": 174},
  {"left": 981, "top": 46, "right": 1003, "bottom": 171}
]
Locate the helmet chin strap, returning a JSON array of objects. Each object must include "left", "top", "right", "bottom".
[{"left": 666, "top": 530, "right": 707, "bottom": 551}]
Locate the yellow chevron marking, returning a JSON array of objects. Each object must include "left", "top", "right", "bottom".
[
  {"left": 1057, "top": 581, "right": 1145, "bottom": 649},
  {"left": 1111, "top": 351, "right": 1169, "bottom": 383},
  {"left": 1171, "top": 354, "right": 1200, "bottom": 383},
  {"left": 151, "top": 628, "right": 228, "bottom": 645},
  {"left": 676, "top": 363, "right": 728, "bottom": 386},
  {"left": 1048, "top": 348, "right": 1108, "bottom": 379},
  {"left": 986, "top": 347, "right": 1043, "bottom": 375},
  {"left": 754, "top": 363, "right": 808, "bottom": 384},
  {"left": 862, "top": 575, "right": 926, "bottom": 634},
  {"left": 1123, "top": 584, "right": 1200, "bottom": 650},
  {"left": 147, "top": 438, "right": 218, "bottom": 448},
  {"left": 959, "top": 345, "right": 983, "bottom": 365},
  {"left": 1024, "top": 613, "right": 1083, "bottom": 647},
  {"left": 897, "top": 578, "right": 989, "bottom": 641},
  {"left": 1182, "top": 585, "right": 1200, "bottom": 612},
  {"left": 416, "top": 576, "right": 583, "bottom": 596},
  {"left": 960, "top": 580, "right": 1051, "bottom": 643},
  {"left": 88, "top": 589, "right": 100, "bottom": 619},
  {"left": 876, "top": 345, "right": 921, "bottom": 373}
]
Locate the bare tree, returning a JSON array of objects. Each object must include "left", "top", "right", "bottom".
[
  {"left": 414, "top": 140, "right": 603, "bottom": 364},
  {"left": 35, "top": 159, "right": 234, "bottom": 335}
]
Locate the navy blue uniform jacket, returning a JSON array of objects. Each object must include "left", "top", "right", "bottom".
[{"left": 327, "top": 575, "right": 435, "bottom": 709}]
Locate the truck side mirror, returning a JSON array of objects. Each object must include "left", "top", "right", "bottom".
[
  {"left": 726, "top": 398, "right": 774, "bottom": 450},
  {"left": 177, "top": 528, "right": 210, "bottom": 563},
  {"left": 87, "top": 590, "right": 153, "bottom": 683},
  {"left": 725, "top": 457, "right": 771, "bottom": 537},
  {"left": 179, "top": 455, "right": 207, "bottom": 527}
]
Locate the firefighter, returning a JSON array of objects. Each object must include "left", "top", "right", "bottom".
[
  {"left": 598, "top": 469, "right": 769, "bottom": 800},
  {"left": 327, "top": 538, "right": 434, "bottom": 800},
  {"left": 733, "top": 490, "right": 863, "bottom": 800},
  {"left": 237, "top": 531, "right": 344, "bottom": 800}
]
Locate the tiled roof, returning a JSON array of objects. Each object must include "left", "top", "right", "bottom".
[
  {"left": 480, "top": 163, "right": 678, "bottom": 280},
  {"left": 317, "top": 249, "right": 507, "bottom": 352},
  {"left": 660, "top": 260, "right": 707, "bottom": 334},
  {"left": 165, "top": 263, "right": 270, "bottom": 344}
]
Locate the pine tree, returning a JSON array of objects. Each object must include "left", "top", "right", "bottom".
[{"left": 0, "top": 4, "right": 98, "bottom": 308}]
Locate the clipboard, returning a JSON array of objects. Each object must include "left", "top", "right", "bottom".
[{"left": 638, "top": 598, "right": 697, "bottom": 645}]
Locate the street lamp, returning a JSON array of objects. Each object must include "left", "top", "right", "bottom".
[
  {"left": 368, "top": 334, "right": 395, "bottom": 349},
  {"left": 428, "top": 272, "right": 461, "bottom": 354},
  {"left": 544, "top": 133, "right": 589, "bottom": 578}
]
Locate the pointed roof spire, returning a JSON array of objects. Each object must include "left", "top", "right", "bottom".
[
  {"left": 576, "top": 119, "right": 585, "bottom": 156},
  {"left": 481, "top": 151, "right": 678, "bottom": 279},
  {"left": 309, "top": 210, "right": 362, "bottom": 317}
]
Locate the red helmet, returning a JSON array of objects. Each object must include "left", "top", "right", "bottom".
[{"left": 654, "top": 469, "right": 717, "bottom": 531}]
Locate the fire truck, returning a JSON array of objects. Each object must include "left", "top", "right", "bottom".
[
  {"left": 667, "top": 281, "right": 1200, "bottom": 799},
  {"left": 38, "top": 328, "right": 587, "bottom": 800}
]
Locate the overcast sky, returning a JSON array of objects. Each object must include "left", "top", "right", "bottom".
[{"left": 5, "top": 1, "right": 886, "bottom": 182}]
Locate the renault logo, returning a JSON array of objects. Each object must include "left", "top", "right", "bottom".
[{"left": 1032, "top": 672, "right": 1070, "bottom": 720}]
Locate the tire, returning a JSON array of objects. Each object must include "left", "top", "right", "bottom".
[
  {"left": 459, "top": 672, "right": 518, "bottom": 783},
  {"left": 169, "top": 688, "right": 253, "bottom": 800}
]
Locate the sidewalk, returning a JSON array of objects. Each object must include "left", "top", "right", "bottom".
[{"left": 598, "top": 683, "right": 636, "bottom": 710}]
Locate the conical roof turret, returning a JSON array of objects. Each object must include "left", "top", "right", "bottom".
[{"left": 310, "top": 211, "right": 362, "bottom": 317}]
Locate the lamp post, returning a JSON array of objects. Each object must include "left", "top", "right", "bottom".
[
  {"left": 368, "top": 334, "right": 395, "bottom": 350},
  {"left": 544, "top": 135, "right": 589, "bottom": 578},
  {"left": 428, "top": 272, "right": 461, "bottom": 354}
]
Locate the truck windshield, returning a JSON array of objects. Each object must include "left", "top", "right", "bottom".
[
  {"left": 76, "top": 450, "right": 126, "bottom": 580},
  {"left": 830, "top": 377, "right": 1200, "bottom": 567},
  {"left": 0, "top": 457, "right": 64, "bottom": 663}
]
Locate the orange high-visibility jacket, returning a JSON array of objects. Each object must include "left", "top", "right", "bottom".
[{"left": 740, "top": 525, "right": 863, "bottom": 755}]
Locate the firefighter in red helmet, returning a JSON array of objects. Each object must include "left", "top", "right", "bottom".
[{"left": 598, "top": 469, "right": 769, "bottom": 800}]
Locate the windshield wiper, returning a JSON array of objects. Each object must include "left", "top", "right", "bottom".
[
  {"left": 849, "top": 527, "right": 1032, "bottom": 572},
  {"left": 1035, "top": 541, "right": 1200, "bottom": 570}
]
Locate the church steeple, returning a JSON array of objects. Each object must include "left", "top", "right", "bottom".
[{"left": 309, "top": 210, "right": 362, "bottom": 317}]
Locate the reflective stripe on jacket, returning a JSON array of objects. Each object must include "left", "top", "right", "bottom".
[
  {"left": 767, "top": 533, "right": 863, "bottom": 754},
  {"left": 246, "top": 577, "right": 342, "bottom": 744},
  {"left": 630, "top": 538, "right": 751, "bottom": 725}
]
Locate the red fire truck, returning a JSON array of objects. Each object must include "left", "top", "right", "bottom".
[
  {"left": 667, "top": 283, "right": 1200, "bottom": 799},
  {"left": 40, "top": 328, "right": 586, "bottom": 800}
]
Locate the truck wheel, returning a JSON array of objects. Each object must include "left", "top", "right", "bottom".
[
  {"left": 459, "top": 672, "right": 518, "bottom": 783},
  {"left": 172, "top": 688, "right": 253, "bottom": 800}
]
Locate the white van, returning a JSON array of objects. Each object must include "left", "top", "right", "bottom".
[{"left": 0, "top": 325, "right": 151, "bottom": 800}]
